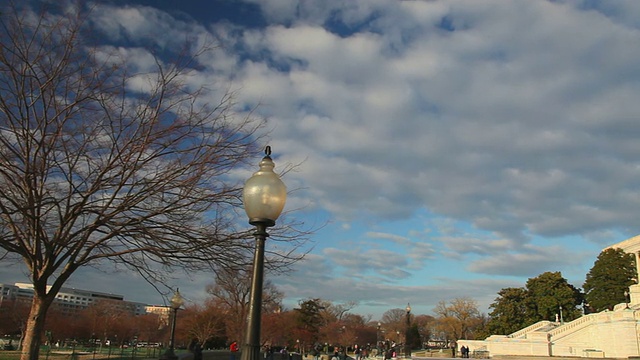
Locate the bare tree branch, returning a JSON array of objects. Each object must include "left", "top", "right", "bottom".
[{"left": 0, "top": 3, "right": 313, "bottom": 360}]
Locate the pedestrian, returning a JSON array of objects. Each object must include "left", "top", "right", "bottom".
[
  {"left": 188, "top": 339, "right": 203, "bottom": 360},
  {"left": 230, "top": 341, "right": 239, "bottom": 360},
  {"left": 311, "top": 346, "right": 318, "bottom": 360},
  {"left": 266, "top": 345, "right": 274, "bottom": 360},
  {"left": 194, "top": 341, "right": 203, "bottom": 360}
]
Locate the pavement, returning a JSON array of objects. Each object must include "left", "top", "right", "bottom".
[{"left": 195, "top": 351, "right": 629, "bottom": 360}]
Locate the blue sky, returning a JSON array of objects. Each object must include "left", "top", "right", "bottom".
[{"left": 3, "top": 0, "right": 640, "bottom": 320}]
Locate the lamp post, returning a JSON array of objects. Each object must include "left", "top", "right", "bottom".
[
  {"left": 160, "top": 289, "right": 184, "bottom": 360},
  {"left": 559, "top": 305, "right": 564, "bottom": 324},
  {"left": 341, "top": 326, "right": 346, "bottom": 346},
  {"left": 376, "top": 322, "right": 381, "bottom": 358},
  {"left": 405, "top": 303, "right": 411, "bottom": 358},
  {"left": 240, "top": 146, "right": 287, "bottom": 360}
]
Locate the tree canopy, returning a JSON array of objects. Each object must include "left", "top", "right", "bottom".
[
  {"left": 524, "top": 271, "right": 582, "bottom": 324},
  {"left": 583, "top": 248, "right": 636, "bottom": 312},
  {"left": 433, "top": 297, "right": 482, "bottom": 341},
  {"left": 294, "top": 298, "right": 326, "bottom": 344},
  {"left": 486, "top": 272, "right": 582, "bottom": 335},
  {"left": 487, "top": 287, "right": 528, "bottom": 335}
]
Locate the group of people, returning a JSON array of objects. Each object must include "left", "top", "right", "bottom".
[
  {"left": 459, "top": 345, "right": 470, "bottom": 358},
  {"left": 383, "top": 348, "right": 396, "bottom": 360},
  {"left": 353, "top": 345, "right": 370, "bottom": 360},
  {"left": 190, "top": 340, "right": 474, "bottom": 360}
]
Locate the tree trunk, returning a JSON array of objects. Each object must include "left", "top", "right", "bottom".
[{"left": 20, "top": 295, "right": 52, "bottom": 360}]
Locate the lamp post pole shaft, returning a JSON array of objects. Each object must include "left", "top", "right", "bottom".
[
  {"left": 169, "top": 308, "right": 178, "bottom": 352},
  {"left": 160, "top": 307, "right": 179, "bottom": 360},
  {"left": 241, "top": 223, "right": 268, "bottom": 360},
  {"left": 376, "top": 327, "right": 380, "bottom": 358},
  {"left": 405, "top": 311, "right": 410, "bottom": 357}
]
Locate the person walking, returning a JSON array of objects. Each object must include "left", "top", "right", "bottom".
[
  {"left": 188, "top": 339, "right": 203, "bottom": 360},
  {"left": 230, "top": 341, "right": 239, "bottom": 360}
]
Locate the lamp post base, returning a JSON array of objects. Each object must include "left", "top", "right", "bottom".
[
  {"left": 241, "top": 344, "right": 261, "bottom": 360},
  {"left": 160, "top": 349, "right": 178, "bottom": 360}
]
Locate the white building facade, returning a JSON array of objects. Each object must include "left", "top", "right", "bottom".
[{"left": 458, "top": 235, "right": 640, "bottom": 358}]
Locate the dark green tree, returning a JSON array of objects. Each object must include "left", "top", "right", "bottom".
[
  {"left": 294, "top": 298, "right": 325, "bottom": 344},
  {"left": 486, "top": 287, "right": 528, "bottom": 335},
  {"left": 487, "top": 272, "right": 583, "bottom": 335},
  {"left": 407, "top": 323, "right": 421, "bottom": 350},
  {"left": 412, "top": 314, "right": 435, "bottom": 348},
  {"left": 470, "top": 313, "right": 490, "bottom": 340},
  {"left": 583, "top": 248, "right": 636, "bottom": 312},
  {"left": 524, "top": 271, "right": 582, "bottom": 324}
]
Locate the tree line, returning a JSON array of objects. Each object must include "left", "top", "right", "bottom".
[
  {"left": 1, "top": 247, "right": 633, "bottom": 352},
  {"left": 485, "top": 248, "right": 635, "bottom": 336}
]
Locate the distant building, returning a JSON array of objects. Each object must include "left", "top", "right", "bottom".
[
  {"left": 145, "top": 304, "right": 172, "bottom": 326},
  {"left": 0, "top": 282, "right": 147, "bottom": 316}
]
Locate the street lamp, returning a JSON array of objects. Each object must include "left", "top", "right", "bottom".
[
  {"left": 160, "top": 289, "right": 184, "bottom": 360},
  {"left": 376, "top": 322, "right": 381, "bottom": 358},
  {"left": 240, "top": 146, "right": 287, "bottom": 360},
  {"left": 405, "top": 303, "right": 411, "bottom": 357},
  {"left": 559, "top": 305, "right": 564, "bottom": 324}
]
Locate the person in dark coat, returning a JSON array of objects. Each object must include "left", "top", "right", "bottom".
[{"left": 188, "top": 339, "right": 203, "bottom": 360}]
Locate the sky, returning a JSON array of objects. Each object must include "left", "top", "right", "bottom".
[{"left": 3, "top": 0, "right": 640, "bottom": 321}]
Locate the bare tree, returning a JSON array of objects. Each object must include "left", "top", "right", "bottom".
[
  {"left": 317, "top": 299, "right": 357, "bottom": 323},
  {"left": 206, "top": 266, "right": 284, "bottom": 343},
  {"left": 263, "top": 309, "right": 296, "bottom": 348},
  {"left": 433, "top": 298, "right": 481, "bottom": 341},
  {"left": 0, "top": 298, "right": 30, "bottom": 347},
  {"left": 180, "top": 301, "right": 226, "bottom": 347},
  {"left": 412, "top": 314, "right": 435, "bottom": 348},
  {"left": 380, "top": 308, "right": 407, "bottom": 338},
  {"left": 0, "top": 3, "right": 308, "bottom": 360},
  {"left": 78, "top": 299, "right": 137, "bottom": 343}
]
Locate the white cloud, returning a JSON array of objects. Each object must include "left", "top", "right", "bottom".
[{"left": 6, "top": 0, "right": 639, "bottom": 319}]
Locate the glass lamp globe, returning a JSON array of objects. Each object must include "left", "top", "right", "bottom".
[
  {"left": 243, "top": 148, "right": 287, "bottom": 226},
  {"left": 170, "top": 289, "right": 184, "bottom": 310}
]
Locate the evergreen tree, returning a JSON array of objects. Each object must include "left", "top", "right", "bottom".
[
  {"left": 524, "top": 271, "right": 582, "bottom": 324},
  {"left": 487, "top": 272, "right": 582, "bottom": 334},
  {"left": 407, "top": 323, "right": 422, "bottom": 350},
  {"left": 294, "top": 298, "right": 326, "bottom": 343},
  {"left": 487, "top": 287, "right": 528, "bottom": 335},
  {"left": 583, "top": 248, "right": 636, "bottom": 312}
]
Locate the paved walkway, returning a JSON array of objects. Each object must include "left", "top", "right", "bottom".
[{"left": 191, "top": 351, "right": 629, "bottom": 360}]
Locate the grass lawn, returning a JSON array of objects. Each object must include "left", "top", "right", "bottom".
[{"left": 0, "top": 346, "right": 176, "bottom": 360}]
